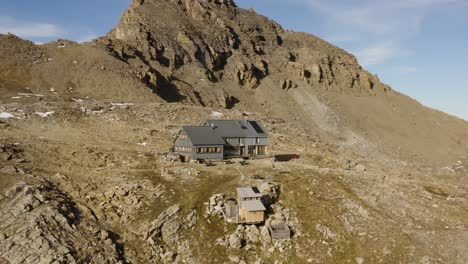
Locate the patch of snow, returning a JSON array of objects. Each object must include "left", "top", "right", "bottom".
[
  {"left": 356, "top": 257, "right": 364, "bottom": 264},
  {"left": 71, "top": 98, "right": 83, "bottom": 102},
  {"left": 0, "top": 112, "right": 15, "bottom": 119},
  {"left": 110, "top": 102, "right": 134, "bottom": 106},
  {"left": 137, "top": 142, "right": 148, "bottom": 146},
  {"left": 57, "top": 44, "right": 66, "bottom": 48},
  {"left": 35, "top": 111, "right": 55, "bottom": 118},
  {"left": 211, "top": 111, "right": 223, "bottom": 118},
  {"left": 441, "top": 167, "right": 455, "bottom": 173},
  {"left": 17, "top": 93, "right": 44, "bottom": 97},
  {"left": 11, "top": 96, "right": 21, "bottom": 99}
]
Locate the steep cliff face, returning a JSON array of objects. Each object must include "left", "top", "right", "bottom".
[{"left": 103, "top": 0, "right": 389, "bottom": 103}]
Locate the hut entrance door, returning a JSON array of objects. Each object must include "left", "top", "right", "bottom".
[{"left": 240, "top": 146, "right": 245, "bottom": 156}]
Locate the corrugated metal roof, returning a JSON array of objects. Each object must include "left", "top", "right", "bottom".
[
  {"left": 236, "top": 187, "right": 263, "bottom": 198},
  {"left": 241, "top": 200, "right": 266, "bottom": 211},
  {"left": 205, "top": 120, "right": 268, "bottom": 138},
  {"left": 182, "top": 126, "right": 225, "bottom": 146}
]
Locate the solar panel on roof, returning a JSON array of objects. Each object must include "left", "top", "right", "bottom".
[{"left": 249, "top": 121, "right": 264, "bottom": 134}]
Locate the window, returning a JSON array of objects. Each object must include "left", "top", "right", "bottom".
[
  {"left": 256, "top": 137, "right": 260, "bottom": 144},
  {"left": 195, "top": 147, "right": 221, "bottom": 154},
  {"left": 177, "top": 146, "right": 192, "bottom": 153}
]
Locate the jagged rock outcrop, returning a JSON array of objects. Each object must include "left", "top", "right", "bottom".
[
  {"left": 145, "top": 205, "right": 198, "bottom": 262},
  {"left": 0, "top": 178, "right": 124, "bottom": 263},
  {"left": 101, "top": 0, "right": 390, "bottom": 106},
  {"left": 0, "top": 143, "right": 24, "bottom": 163},
  {"left": 99, "top": 0, "right": 298, "bottom": 102}
]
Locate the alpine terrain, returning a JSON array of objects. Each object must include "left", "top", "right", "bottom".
[{"left": 0, "top": 0, "right": 467, "bottom": 263}]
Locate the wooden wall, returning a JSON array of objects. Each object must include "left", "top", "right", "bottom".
[{"left": 240, "top": 209, "right": 264, "bottom": 223}]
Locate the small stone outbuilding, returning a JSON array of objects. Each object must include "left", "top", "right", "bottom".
[{"left": 226, "top": 187, "right": 266, "bottom": 224}]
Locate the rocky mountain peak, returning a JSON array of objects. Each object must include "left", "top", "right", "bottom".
[{"left": 101, "top": 0, "right": 391, "bottom": 107}]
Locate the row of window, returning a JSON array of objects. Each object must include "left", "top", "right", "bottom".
[
  {"left": 178, "top": 134, "right": 188, "bottom": 141},
  {"left": 196, "top": 147, "right": 222, "bottom": 153},
  {"left": 226, "top": 138, "right": 261, "bottom": 144},
  {"left": 174, "top": 146, "right": 192, "bottom": 153},
  {"left": 175, "top": 146, "right": 222, "bottom": 153}
]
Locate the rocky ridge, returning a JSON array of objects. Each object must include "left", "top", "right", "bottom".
[{"left": 0, "top": 176, "right": 124, "bottom": 263}]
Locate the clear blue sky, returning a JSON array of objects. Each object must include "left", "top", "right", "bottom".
[{"left": 1, "top": 0, "right": 467, "bottom": 121}]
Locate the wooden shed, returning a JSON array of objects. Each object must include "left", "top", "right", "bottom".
[{"left": 236, "top": 187, "right": 266, "bottom": 224}]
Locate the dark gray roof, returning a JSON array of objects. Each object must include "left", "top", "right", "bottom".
[
  {"left": 182, "top": 126, "right": 225, "bottom": 146},
  {"left": 237, "top": 187, "right": 263, "bottom": 198},
  {"left": 241, "top": 200, "right": 266, "bottom": 212},
  {"left": 205, "top": 120, "right": 267, "bottom": 138}
]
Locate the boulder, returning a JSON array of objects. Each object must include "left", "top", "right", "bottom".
[
  {"left": 228, "top": 255, "right": 241, "bottom": 263},
  {"left": 354, "top": 164, "right": 367, "bottom": 172},
  {"left": 228, "top": 234, "right": 242, "bottom": 249},
  {"left": 100, "top": 230, "right": 109, "bottom": 240},
  {"left": 160, "top": 251, "right": 176, "bottom": 264},
  {"left": 161, "top": 218, "right": 183, "bottom": 244},
  {"left": 246, "top": 225, "right": 260, "bottom": 243},
  {"left": 145, "top": 205, "right": 181, "bottom": 239},
  {"left": 184, "top": 210, "right": 197, "bottom": 229},
  {"left": 260, "top": 226, "right": 271, "bottom": 243}
]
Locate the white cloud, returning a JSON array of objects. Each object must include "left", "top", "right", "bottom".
[
  {"left": 299, "top": 0, "right": 461, "bottom": 65},
  {"left": 396, "top": 0, "right": 458, "bottom": 8},
  {"left": 0, "top": 16, "right": 63, "bottom": 38},
  {"left": 356, "top": 45, "right": 397, "bottom": 66}
]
